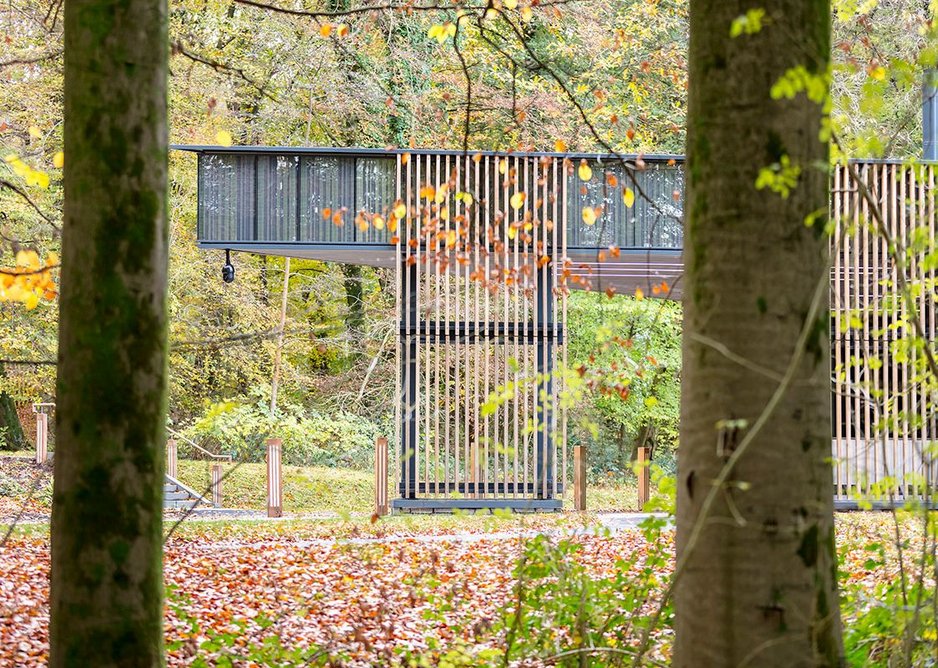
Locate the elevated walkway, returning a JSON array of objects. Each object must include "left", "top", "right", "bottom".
[
  {"left": 175, "top": 146, "right": 938, "bottom": 510},
  {"left": 176, "top": 145, "right": 685, "bottom": 298}
]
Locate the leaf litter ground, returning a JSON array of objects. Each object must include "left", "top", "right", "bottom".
[{"left": 0, "top": 513, "right": 921, "bottom": 666}]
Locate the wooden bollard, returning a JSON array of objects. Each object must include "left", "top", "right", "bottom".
[
  {"left": 573, "top": 444, "right": 586, "bottom": 511},
  {"left": 35, "top": 411, "right": 48, "bottom": 465},
  {"left": 166, "top": 439, "right": 177, "bottom": 479},
  {"left": 375, "top": 437, "right": 388, "bottom": 516},
  {"left": 637, "top": 446, "right": 650, "bottom": 509},
  {"left": 266, "top": 438, "right": 282, "bottom": 518},
  {"left": 211, "top": 463, "right": 223, "bottom": 508}
]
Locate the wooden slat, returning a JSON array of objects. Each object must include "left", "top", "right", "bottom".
[
  {"left": 923, "top": 164, "right": 938, "bottom": 489},
  {"left": 512, "top": 155, "right": 520, "bottom": 498},
  {"left": 891, "top": 167, "right": 912, "bottom": 494},
  {"left": 561, "top": 159, "right": 569, "bottom": 499},
  {"left": 889, "top": 164, "right": 901, "bottom": 493},
  {"left": 394, "top": 155, "right": 403, "bottom": 497},
  {"left": 860, "top": 163, "right": 872, "bottom": 493},
  {"left": 832, "top": 165, "right": 843, "bottom": 498}
]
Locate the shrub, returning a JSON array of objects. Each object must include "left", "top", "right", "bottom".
[{"left": 185, "top": 391, "right": 383, "bottom": 469}]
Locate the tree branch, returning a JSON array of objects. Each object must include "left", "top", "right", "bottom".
[
  {"left": 0, "top": 48, "right": 63, "bottom": 68},
  {"left": 0, "top": 180, "right": 60, "bottom": 232}
]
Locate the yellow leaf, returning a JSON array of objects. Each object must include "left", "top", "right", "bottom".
[
  {"left": 388, "top": 217, "right": 398, "bottom": 233},
  {"left": 24, "top": 291, "right": 39, "bottom": 309},
  {"left": 215, "top": 130, "right": 233, "bottom": 146},
  {"left": 870, "top": 66, "right": 886, "bottom": 81},
  {"left": 581, "top": 207, "right": 596, "bottom": 226},
  {"left": 446, "top": 230, "right": 457, "bottom": 248},
  {"left": 578, "top": 160, "right": 592, "bottom": 181},
  {"left": 53, "top": 151, "right": 64, "bottom": 168},
  {"left": 634, "top": 287, "right": 644, "bottom": 301},
  {"left": 521, "top": 6, "right": 533, "bottom": 21},
  {"left": 504, "top": 0, "right": 517, "bottom": 8},
  {"left": 554, "top": 139, "right": 567, "bottom": 152},
  {"left": 510, "top": 191, "right": 526, "bottom": 210},
  {"left": 34, "top": 171, "right": 50, "bottom": 189},
  {"left": 507, "top": 225, "right": 518, "bottom": 240},
  {"left": 28, "top": 125, "right": 42, "bottom": 139},
  {"left": 16, "top": 250, "right": 40, "bottom": 269},
  {"left": 5, "top": 283, "right": 24, "bottom": 301},
  {"left": 435, "top": 183, "right": 448, "bottom": 204},
  {"left": 623, "top": 187, "right": 635, "bottom": 208},
  {"left": 498, "top": 159, "right": 507, "bottom": 175},
  {"left": 46, "top": 251, "right": 60, "bottom": 266},
  {"left": 373, "top": 215, "right": 385, "bottom": 230},
  {"left": 3, "top": 154, "right": 18, "bottom": 163},
  {"left": 429, "top": 23, "right": 452, "bottom": 43},
  {"left": 456, "top": 191, "right": 474, "bottom": 207},
  {"left": 393, "top": 202, "right": 407, "bottom": 219},
  {"left": 320, "top": 23, "right": 333, "bottom": 37}
]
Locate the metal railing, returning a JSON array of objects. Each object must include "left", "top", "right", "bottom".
[{"left": 165, "top": 426, "right": 233, "bottom": 462}]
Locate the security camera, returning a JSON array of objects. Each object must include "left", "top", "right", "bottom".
[{"left": 222, "top": 249, "right": 235, "bottom": 283}]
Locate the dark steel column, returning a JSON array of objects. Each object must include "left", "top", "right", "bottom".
[{"left": 400, "top": 262, "right": 418, "bottom": 498}]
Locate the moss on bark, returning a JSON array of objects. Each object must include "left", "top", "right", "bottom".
[{"left": 50, "top": 0, "right": 168, "bottom": 664}]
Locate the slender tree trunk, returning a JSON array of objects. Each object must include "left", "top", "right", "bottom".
[
  {"left": 51, "top": 0, "right": 168, "bottom": 663},
  {"left": 270, "top": 257, "right": 290, "bottom": 413},
  {"left": 676, "top": 1, "right": 843, "bottom": 665},
  {"left": 0, "top": 363, "right": 27, "bottom": 451},
  {"left": 343, "top": 263, "right": 365, "bottom": 355}
]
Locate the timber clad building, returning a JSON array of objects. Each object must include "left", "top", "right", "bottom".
[{"left": 180, "top": 145, "right": 937, "bottom": 510}]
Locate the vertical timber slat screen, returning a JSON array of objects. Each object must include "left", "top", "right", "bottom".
[
  {"left": 394, "top": 153, "right": 566, "bottom": 511},
  {"left": 186, "top": 146, "right": 938, "bottom": 509},
  {"left": 831, "top": 162, "right": 938, "bottom": 502}
]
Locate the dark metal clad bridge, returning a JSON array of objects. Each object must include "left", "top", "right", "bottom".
[
  {"left": 178, "top": 145, "right": 938, "bottom": 510},
  {"left": 183, "top": 146, "right": 685, "bottom": 298}
]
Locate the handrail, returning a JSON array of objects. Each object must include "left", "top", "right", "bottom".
[{"left": 166, "top": 426, "right": 233, "bottom": 462}]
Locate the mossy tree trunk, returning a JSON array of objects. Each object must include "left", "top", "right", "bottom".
[
  {"left": 0, "top": 363, "right": 28, "bottom": 451},
  {"left": 50, "top": 0, "right": 168, "bottom": 663},
  {"left": 676, "top": 1, "right": 843, "bottom": 665},
  {"left": 343, "top": 263, "right": 365, "bottom": 354}
]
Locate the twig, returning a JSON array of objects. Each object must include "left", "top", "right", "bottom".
[
  {"left": 0, "top": 179, "right": 60, "bottom": 231},
  {"left": 0, "top": 48, "right": 63, "bottom": 68}
]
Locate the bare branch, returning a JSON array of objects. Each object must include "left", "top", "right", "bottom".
[
  {"left": 234, "top": 0, "right": 473, "bottom": 19},
  {"left": 0, "top": 358, "right": 56, "bottom": 366},
  {"left": 0, "top": 180, "right": 60, "bottom": 232},
  {"left": 172, "top": 42, "right": 280, "bottom": 104},
  {"left": 0, "top": 48, "right": 63, "bottom": 69}
]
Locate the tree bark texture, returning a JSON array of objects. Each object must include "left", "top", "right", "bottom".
[
  {"left": 51, "top": 0, "right": 168, "bottom": 663},
  {"left": 0, "top": 363, "right": 28, "bottom": 451},
  {"left": 676, "top": 1, "right": 843, "bottom": 665}
]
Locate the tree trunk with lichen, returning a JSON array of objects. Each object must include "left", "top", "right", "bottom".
[
  {"left": 0, "top": 363, "right": 27, "bottom": 451},
  {"left": 676, "top": 1, "right": 843, "bottom": 665},
  {"left": 50, "top": 0, "right": 168, "bottom": 663}
]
